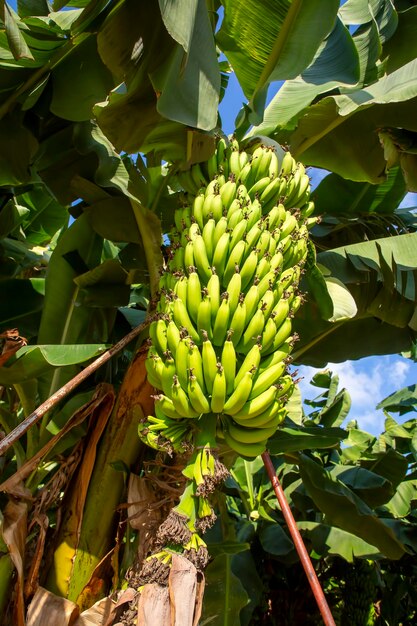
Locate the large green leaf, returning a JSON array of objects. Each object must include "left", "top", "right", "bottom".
[
  {"left": 154, "top": 0, "right": 220, "bottom": 130},
  {"left": 294, "top": 233, "right": 417, "bottom": 364},
  {"left": 296, "top": 521, "right": 381, "bottom": 561},
  {"left": 217, "top": 0, "right": 339, "bottom": 122},
  {"left": 297, "top": 453, "right": 405, "bottom": 559},
  {"left": 290, "top": 59, "right": 417, "bottom": 182},
  {"left": 377, "top": 383, "right": 417, "bottom": 414},
  {"left": 312, "top": 166, "right": 406, "bottom": 216},
  {"left": 0, "top": 113, "right": 38, "bottom": 186},
  {"left": 269, "top": 424, "right": 347, "bottom": 453},
  {"left": 0, "top": 344, "right": 107, "bottom": 384},
  {"left": 50, "top": 35, "right": 113, "bottom": 122},
  {"left": 201, "top": 553, "right": 249, "bottom": 625},
  {"left": 0, "top": 277, "right": 44, "bottom": 324},
  {"left": 330, "top": 465, "right": 395, "bottom": 508},
  {"left": 248, "top": 16, "right": 359, "bottom": 137}
]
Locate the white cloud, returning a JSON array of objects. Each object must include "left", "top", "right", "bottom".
[{"left": 296, "top": 356, "right": 415, "bottom": 435}]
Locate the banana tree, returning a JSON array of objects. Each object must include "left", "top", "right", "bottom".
[{"left": 0, "top": 0, "right": 417, "bottom": 624}]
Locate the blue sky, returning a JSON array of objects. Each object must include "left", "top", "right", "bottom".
[{"left": 219, "top": 75, "right": 417, "bottom": 436}]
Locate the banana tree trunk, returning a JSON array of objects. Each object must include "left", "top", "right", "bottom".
[{"left": 46, "top": 344, "right": 154, "bottom": 609}]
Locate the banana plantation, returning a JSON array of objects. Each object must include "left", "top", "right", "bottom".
[{"left": 1, "top": 0, "right": 417, "bottom": 624}]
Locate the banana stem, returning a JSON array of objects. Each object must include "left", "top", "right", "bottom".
[{"left": 261, "top": 451, "right": 336, "bottom": 626}]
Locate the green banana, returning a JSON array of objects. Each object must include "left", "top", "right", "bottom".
[
  {"left": 234, "top": 343, "right": 262, "bottom": 388},
  {"left": 201, "top": 331, "right": 218, "bottom": 395},
  {"left": 251, "top": 361, "right": 287, "bottom": 398},
  {"left": 175, "top": 338, "right": 191, "bottom": 390},
  {"left": 188, "top": 374, "right": 210, "bottom": 414},
  {"left": 212, "top": 231, "right": 230, "bottom": 278},
  {"left": 207, "top": 272, "right": 220, "bottom": 321},
  {"left": 187, "top": 268, "right": 202, "bottom": 323},
  {"left": 149, "top": 318, "right": 168, "bottom": 356},
  {"left": 197, "top": 291, "right": 213, "bottom": 340},
  {"left": 240, "top": 248, "right": 259, "bottom": 291},
  {"left": 223, "top": 370, "right": 254, "bottom": 415},
  {"left": 172, "top": 297, "right": 200, "bottom": 344},
  {"left": 221, "top": 332, "right": 237, "bottom": 396},
  {"left": 226, "top": 271, "right": 242, "bottom": 317},
  {"left": 222, "top": 427, "right": 267, "bottom": 458},
  {"left": 212, "top": 294, "right": 230, "bottom": 346},
  {"left": 202, "top": 218, "right": 216, "bottom": 263},
  {"left": 193, "top": 235, "right": 213, "bottom": 284},
  {"left": 233, "top": 400, "right": 284, "bottom": 427},
  {"left": 211, "top": 363, "right": 227, "bottom": 413},
  {"left": 229, "top": 296, "right": 247, "bottom": 347},
  {"left": 188, "top": 340, "right": 205, "bottom": 392},
  {"left": 171, "top": 375, "right": 199, "bottom": 418},
  {"left": 236, "top": 308, "right": 265, "bottom": 353},
  {"left": 227, "top": 419, "right": 278, "bottom": 444}
]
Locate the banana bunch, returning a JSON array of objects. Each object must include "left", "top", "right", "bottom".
[
  {"left": 145, "top": 137, "right": 314, "bottom": 459},
  {"left": 341, "top": 560, "right": 377, "bottom": 626},
  {"left": 138, "top": 137, "right": 315, "bottom": 585}
]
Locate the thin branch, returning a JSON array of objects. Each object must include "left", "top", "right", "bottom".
[
  {"left": 262, "top": 451, "right": 336, "bottom": 626},
  {"left": 0, "top": 320, "right": 149, "bottom": 458}
]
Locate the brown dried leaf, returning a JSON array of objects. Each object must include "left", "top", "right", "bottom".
[
  {"left": 127, "top": 474, "right": 156, "bottom": 530},
  {"left": 73, "top": 597, "right": 115, "bottom": 626},
  {"left": 2, "top": 500, "right": 28, "bottom": 626},
  {"left": 169, "top": 555, "right": 197, "bottom": 626},
  {"left": 137, "top": 584, "right": 170, "bottom": 626},
  {"left": 0, "top": 329, "right": 27, "bottom": 367},
  {"left": 24, "top": 513, "right": 49, "bottom": 598},
  {"left": 26, "top": 587, "right": 79, "bottom": 626},
  {"left": 193, "top": 573, "right": 205, "bottom": 626}
]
